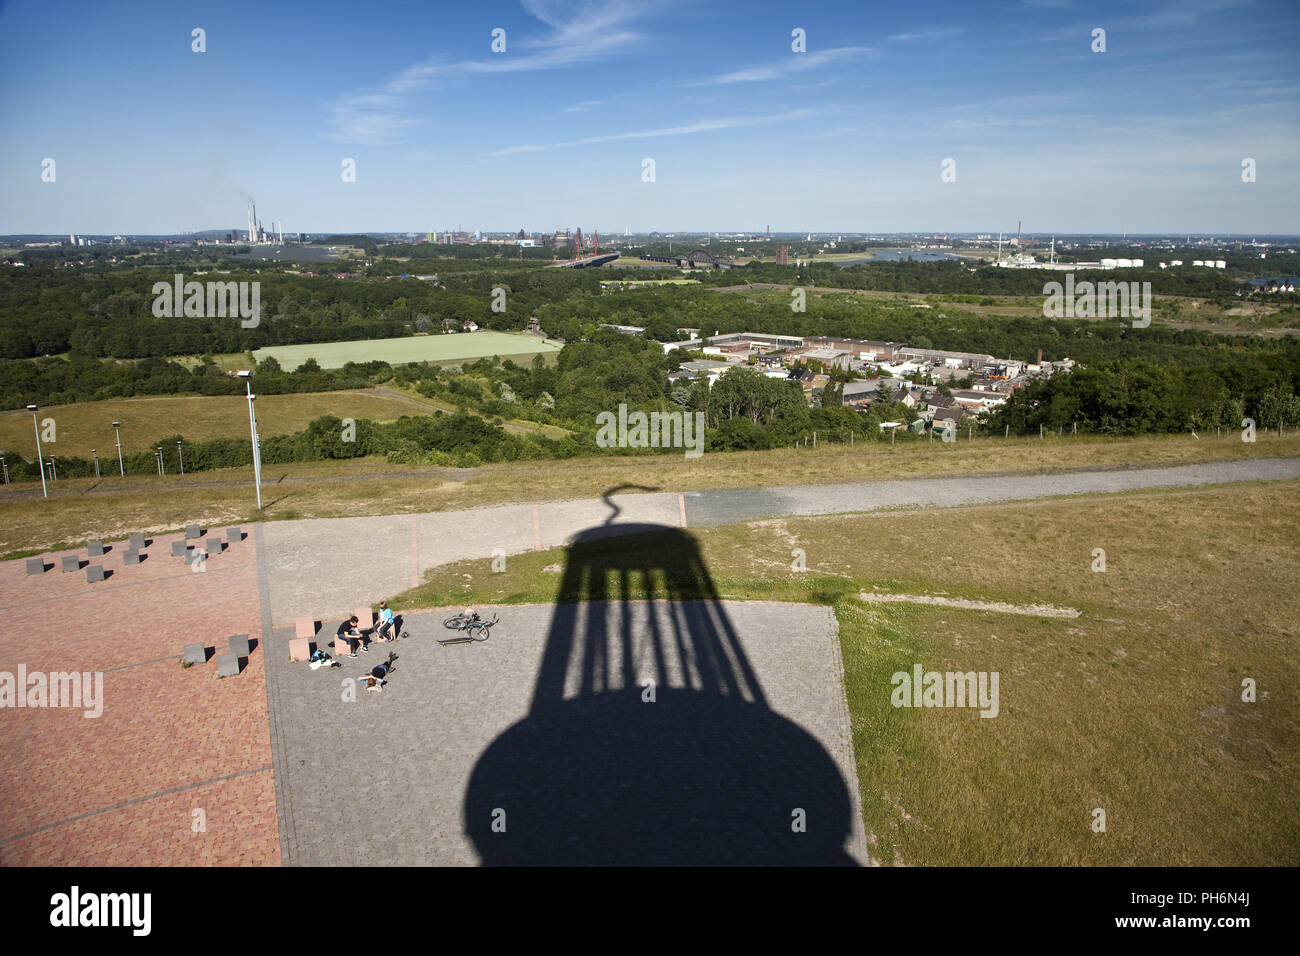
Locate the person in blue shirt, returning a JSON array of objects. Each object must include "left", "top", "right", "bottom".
[
  {"left": 375, "top": 601, "right": 396, "bottom": 641},
  {"left": 375, "top": 601, "right": 407, "bottom": 641}
]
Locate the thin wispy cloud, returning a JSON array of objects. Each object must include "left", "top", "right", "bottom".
[
  {"left": 887, "top": 28, "right": 960, "bottom": 42},
  {"left": 695, "top": 45, "right": 875, "bottom": 85},
  {"left": 485, "top": 109, "right": 817, "bottom": 157},
  {"left": 329, "top": 1, "right": 654, "bottom": 144},
  {"left": 327, "top": 60, "right": 446, "bottom": 146}
]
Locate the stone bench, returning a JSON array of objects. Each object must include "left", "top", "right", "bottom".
[
  {"left": 129, "top": 533, "right": 146, "bottom": 550},
  {"left": 205, "top": 538, "right": 223, "bottom": 556},
  {"left": 171, "top": 541, "right": 189, "bottom": 557},
  {"left": 228, "top": 634, "right": 250, "bottom": 658},
  {"left": 62, "top": 555, "right": 80, "bottom": 573},
  {"left": 290, "top": 617, "right": 317, "bottom": 663},
  {"left": 25, "top": 558, "right": 47, "bottom": 575},
  {"left": 216, "top": 652, "right": 241, "bottom": 677},
  {"left": 185, "top": 524, "right": 201, "bottom": 540},
  {"left": 123, "top": 549, "right": 141, "bottom": 566},
  {"left": 226, "top": 527, "right": 242, "bottom": 543},
  {"left": 183, "top": 643, "right": 207, "bottom": 665},
  {"left": 86, "top": 540, "right": 105, "bottom": 558},
  {"left": 86, "top": 565, "right": 105, "bottom": 583}
]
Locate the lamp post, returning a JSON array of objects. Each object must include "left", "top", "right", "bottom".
[
  {"left": 92, "top": 449, "right": 100, "bottom": 478},
  {"left": 156, "top": 447, "right": 164, "bottom": 475},
  {"left": 237, "top": 371, "right": 263, "bottom": 509},
  {"left": 48, "top": 457, "right": 57, "bottom": 481},
  {"left": 1, "top": 454, "right": 8, "bottom": 484},
  {"left": 177, "top": 440, "right": 184, "bottom": 475},
  {"left": 112, "top": 421, "right": 124, "bottom": 476},
  {"left": 28, "top": 405, "right": 47, "bottom": 498}
]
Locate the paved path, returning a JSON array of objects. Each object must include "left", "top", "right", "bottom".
[
  {"left": 264, "top": 601, "right": 868, "bottom": 866},
  {"left": 261, "top": 457, "right": 1300, "bottom": 625}
]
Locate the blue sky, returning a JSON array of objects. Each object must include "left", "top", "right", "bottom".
[{"left": 2, "top": 0, "right": 1298, "bottom": 235}]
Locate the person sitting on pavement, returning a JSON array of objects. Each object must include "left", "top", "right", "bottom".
[
  {"left": 375, "top": 601, "right": 397, "bottom": 642},
  {"left": 337, "top": 615, "right": 367, "bottom": 658}
]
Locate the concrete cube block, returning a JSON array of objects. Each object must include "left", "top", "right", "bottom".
[
  {"left": 62, "top": 555, "right": 79, "bottom": 573},
  {"left": 228, "top": 634, "right": 251, "bottom": 658},
  {"left": 216, "top": 652, "right": 241, "bottom": 677},
  {"left": 25, "top": 558, "right": 46, "bottom": 575},
  {"left": 205, "top": 538, "right": 222, "bottom": 555},
  {"left": 171, "top": 541, "right": 188, "bottom": 556},
  {"left": 288, "top": 638, "right": 312, "bottom": 662},
  {"left": 354, "top": 607, "right": 374, "bottom": 631},
  {"left": 86, "top": 540, "right": 105, "bottom": 557},
  {"left": 183, "top": 643, "right": 207, "bottom": 665},
  {"left": 334, "top": 636, "right": 353, "bottom": 657},
  {"left": 123, "top": 549, "right": 140, "bottom": 566},
  {"left": 129, "top": 533, "right": 146, "bottom": 549},
  {"left": 86, "top": 565, "right": 105, "bottom": 583},
  {"left": 294, "top": 617, "right": 317, "bottom": 639},
  {"left": 226, "top": 527, "right": 241, "bottom": 542},
  {"left": 185, "top": 524, "right": 201, "bottom": 539}
]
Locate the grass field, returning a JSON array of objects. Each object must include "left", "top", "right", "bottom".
[
  {"left": 392, "top": 480, "right": 1300, "bottom": 866},
  {"left": 253, "top": 331, "right": 561, "bottom": 370},
  {"left": 1, "top": 430, "right": 1296, "bottom": 558},
  {"left": 0, "top": 389, "right": 438, "bottom": 456}
]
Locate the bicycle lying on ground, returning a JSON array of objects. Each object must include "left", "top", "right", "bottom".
[{"left": 440, "top": 609, "right": 499, "bottom": 644}]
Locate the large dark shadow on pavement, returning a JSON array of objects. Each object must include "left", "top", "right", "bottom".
[{"left": 464, "top": 487, "right": 856, "bottom": 865}]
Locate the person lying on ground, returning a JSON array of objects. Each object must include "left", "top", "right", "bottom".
[{"left": 360, "top": 653, "right": 398, "bottom": 692}]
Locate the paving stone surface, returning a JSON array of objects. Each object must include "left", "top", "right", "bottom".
[
  {"left": 264, "top": 601, "right": 868, "bottom": 866},
  {"left": 0, "top": 529, "right": 277, "bottom": 866}
]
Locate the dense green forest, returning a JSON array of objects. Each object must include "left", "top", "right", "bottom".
[{"left": 1, "top": 251, "right": 1298, "bottom": 465}]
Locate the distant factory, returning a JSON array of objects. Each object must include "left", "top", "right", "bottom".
[{"left": 244, "top": 201, "right": 284, "bottom": 245}]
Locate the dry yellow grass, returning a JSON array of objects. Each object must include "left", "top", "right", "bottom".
[
  {"left": 0, "top": 389, "right": 432, "bottom": 456},
  {"left": 1, "top": 430, "right": 1297, "bottom": 557},
  {"left": 397, "top": 480, "right": 1300, "bottom": 865}
]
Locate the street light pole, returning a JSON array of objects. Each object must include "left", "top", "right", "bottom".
[
  {"left": 177, "top": 440, "right": 184, "bottom": 475},
  {"left": 113, "top": 421, "right": 124, "bottom": 477},
  {"left": 28, "top": 405, "right": 47, "bottom": 499},
  {"left": 49, "top": 457, "right": 57, "bottom": 481},
  {"left": 239, "top": 372, "right": 263, "bottom": 509},
  {"left": 1, "top": 454, "right": 8, "bottom": 484},
  {"left": 157, "top": 447, "right": 164, "bottom": 475},
  {"left": 92, "top": 449, "right": 100, "bottom": 478}
]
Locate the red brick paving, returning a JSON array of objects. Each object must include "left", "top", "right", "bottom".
[{"left": 0, "top": 531, "right": 280, "bottom": 865}]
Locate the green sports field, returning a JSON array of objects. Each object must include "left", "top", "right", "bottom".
[{"left": 253, "top": 331, "right": 561, "bottom": 370}]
